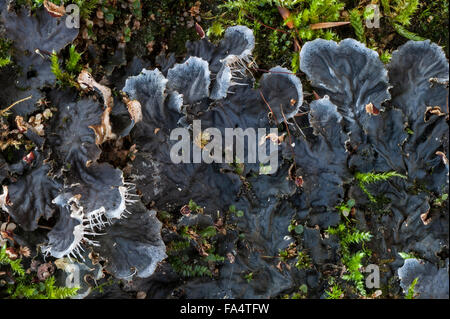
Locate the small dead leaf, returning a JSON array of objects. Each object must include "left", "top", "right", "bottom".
[
  {"left": 276, "top": 261, "right": 283, "bottom": 272},
  {"left": 126, "top": 99, "right": 143, "bottom": 123},
  {"left": 0, "top": 185, "right": 11, "bottom": 209},
  {"left": 424, "top": 106, "right": 445, "bottom": 122},
  {"left": 350, "top": 207, "right": 356, "bottom": 218},
  {"left": 277, "top": 7, "right": 294, "bottom": 29},
  {"left": 22, "top": 151, "right": 35, "bottom": 164},
  {"left": 436, "top": 151, "right": 448, "bottom": 166},
  {"left": 195, "top": 22, "right": 205, "bottom": 38},
  {"left": 0, "top": 230, "right": 14, "bottom": 242},
  {"left": 226, "top": 252, "right": 235, "bottom": 264},
  {"left": 5, "top": 247, "right": 18, "bottom": 260},
  {"left": 194, "top": 130, "right": 211, "bottom": 149},
  {"left": 89, "top": 107, "right": 116, "bottom": 145},
  {"left": 294, "top": 39, "right": 301, "bottom": 52},
  {"left": 43, "top": 108, "right": 53, "bottom": 120},
  {"left": 15, "top": 116, "right": 28, "bottom": 133},
  {"left": 420, "top": 210, "right": 432, "bottom": 225},
  {"left": 146, "top": 40, "right": 155, "bottom": 53},
  {"left": 372, "top": 290, "right": 383, "bottom": 298},
  {"left": 295, "top": 176, "right": 303, "bottom": 187},
  {"left": 43, "top": 0, "right": 65, "bottom": 18},
  {"left": 88, "top": 251, "right": 100, "bottom": 265},
  {"left": 37, "top": 262, "right": 56, "bottom": 281},
  {"left": 365, "top": 103, "right": 380, "bottom": 115},
  {"left": 78, "top": 70, "right": 113, "bottom": 109},
  {"left": 189, "top": 1, "right": 201, "bottom": 17},
  {"left": 267, "top": 132, "right": 285, "bottom": 144},
  {"left": 96, "top": 9, "right": 104, "bottom": 20},
  {"left": 180, "top": 205, "right": 191, "bottom": 216},
  {"left": 259, "top": 133, "right": 285, "bottom": 146},
  {"left": 312, "top": 91, "right": 321, "bottom": 100},
  {"left": 136, "top": 291, "right": 147, "bottom": 299},
  {"left": 78, "top": 70, "right": 116, "bottom": 144},
  {"left": 1, "top": 222, "right": 16, "bottom": 233},
  {"left": 19, "top": 246, "right": 31, "bottom": 258}
]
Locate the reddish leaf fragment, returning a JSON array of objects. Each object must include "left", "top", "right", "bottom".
[
  {"left": 37, "top": 262, "right": 56, "bottom": 281},
  {"left": 5, "top": 247, "right": 18, "bottom": 260},
  {"left": 365, "top": 103, "right": 380, "bottom": 115},
  {"left": 0, "top": 230, "right": 14, "bottom": 242},
  {"left": 295, "top": 176, "right": 303, "bottom": 187},
  {"left": 313, "top": 91, "right": 321, "bottom": 100},
  {"left": 195, "top": 22, "right": 205, "bottom": 39},
  {"left": 294, "top": 38, "right": 301, "bottom": 52},
  {"left": 180, "top": 204, "right": 191, "bottom": 216},
  {"left": 277, "top": 7, "right": 294, "bottom": 29},
  {"left": 22, "top": 151, "right": 35, "bottom": 164}
]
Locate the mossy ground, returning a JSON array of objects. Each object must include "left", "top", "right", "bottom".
[{"left": 7, "top": 0, "right": 445, "bottom": 80}]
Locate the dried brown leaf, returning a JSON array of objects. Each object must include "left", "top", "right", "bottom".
[
  {"left": 43, "top": 0, "right": 65, "bottom": 18},
  {"left": 309, "top": 21, "right": 350, "bottom": 30},
  {"left": 277, "top": 7, "right": 294, "bottom": 29}
]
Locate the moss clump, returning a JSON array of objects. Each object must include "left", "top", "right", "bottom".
[
  {"left": 1, "top": 244, "right": 79, "bottom": 299},
  {"left": 0, "top": 38, "right": 12, "bottom": 68}
]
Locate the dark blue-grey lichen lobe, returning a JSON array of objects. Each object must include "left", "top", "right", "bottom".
[
  {"left": 3, "top": 157, "right": 61, "bottom": 231},
  {"left": 0, "top": 7, "right": 79, "bottom": 89},
  {"left": 300, "top": 38, "right": 391, "bottom": 146},
  {"left": 398, "top": 258, "right": 449, "bottom": 299},
  {"left": 95, "top": 201, "right": 167, "bottom": 280}
]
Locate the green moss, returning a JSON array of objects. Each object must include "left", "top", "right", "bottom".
[
  {"left": 325, "top": 283, "right": 344, "bottom": 299},
  {"left": 1, "top": 244, "right": 79, "bottom": 299},
  {"left": 412, "top": 0, "right": 449, "bottom": 54},
  {"left": 349, "top": 8, "right": 365, "bottom": 43},
  {"left": 326, "top": 221, "right": 372, "bottom": 296},
  {"left": 217, "top": 0, "right": 345, "bottom": 70},
  {"left": 244, "top": 271, "right": 253, "bottom": 283},
  {"left": 295, "top": 251, "right": 312, "bottom": 270},
  {"left": 166, "top": 214, "right": 224, "bottom": 278},
  {"left": 355, "top": 171, "right": 407, "bottom": 203},
  {"left": 404, "top": 277, "right": 419, "bottom": 299},
  {"left": 50, "top": 48, "right": 81, "bottom": 87},
  {"left": 434, "top": 193, "right": 448, "bottom": 207},
  {"left": 0, "top": 38, "right": 12, "bottom": 68}
]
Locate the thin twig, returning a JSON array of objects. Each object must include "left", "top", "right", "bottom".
[
  {"left": 37, "top": 225, "right": 53, "bottom": 230},
  {"left": 0, "top": 96, "right": 32, "bottom": 116},
  {"left": 292, "top": 116, "right": 307, "bottom": 138},
  {"left": 280, "top": 104, "right": 298, "bottom": 174},
  {"left": 259, "top": 90, "right": 279, "bottom": 125}
]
